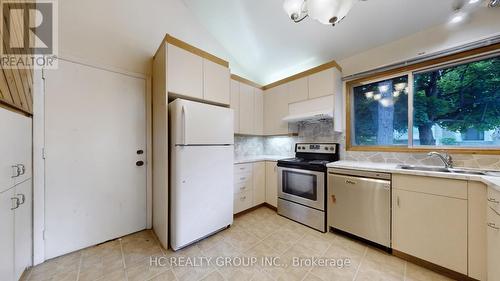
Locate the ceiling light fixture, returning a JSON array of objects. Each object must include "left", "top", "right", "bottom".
[
  {"left": 283, "top": 0, "right": 361, "bottom": 26},
  {"left": 449, "top": 10, "right": 467, "bottom": 24}
]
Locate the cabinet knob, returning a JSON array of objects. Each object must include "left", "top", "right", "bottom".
[
  {"left": 136, "top": 161, "right": 144, "bottom": 167},
  {"left": 488, "top": 198, "right": 499, "bottom": 204}
]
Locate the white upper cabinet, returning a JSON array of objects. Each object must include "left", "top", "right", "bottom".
[
  {"left": 230, "top": 80, "right": 240, "bottom": 134},
  {"left": 239, "top": 83, "right": 255, "bottom": 135},
  {"left": 287, "top": 77, "right": 308, "bottom": 103},
  {"left": 203, "top": 59, "right": 230, "bottom": 105},
  {"left": 308, "top": 68, "right": 336, "bottom": 99},
  {"left": 167, "top": 44, "right": 203, "bottom": 99},
  {"left": 264, "top": 84, "right": 288, "bottom": 135},
  {"left": 254, "top": 88, "right": 264, "bottom": 135}
]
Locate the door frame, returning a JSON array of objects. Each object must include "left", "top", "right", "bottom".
[{"left": 32, "top": 56, "right": 153, "bottom": 265}]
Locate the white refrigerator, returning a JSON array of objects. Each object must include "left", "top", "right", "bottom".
[{"left": 169, "top": 99, "right": 234, "bottom": 251}]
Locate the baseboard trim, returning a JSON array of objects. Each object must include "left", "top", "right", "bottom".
[
  {"left": 234, "top": 203, "right": 277, "bottom": 217},
  {"left": 392, "top": 250, "right": 477, "bottom": 281}
]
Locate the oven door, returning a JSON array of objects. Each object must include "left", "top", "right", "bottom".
[{"left": 278, "top": 167, "right": 325, "bottom": 211}]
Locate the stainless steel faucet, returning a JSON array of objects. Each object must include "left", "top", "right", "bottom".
[{"left": 427, "top": 151, "right": 453, "bottom": 168}]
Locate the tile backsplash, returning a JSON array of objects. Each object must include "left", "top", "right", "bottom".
[{"left": 235, "top": 120, "right": 500, "bottom": 170}]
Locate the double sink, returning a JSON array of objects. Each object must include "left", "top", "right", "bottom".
[{"left": 397, "top": 165, "right": 500, "bottom": 177}]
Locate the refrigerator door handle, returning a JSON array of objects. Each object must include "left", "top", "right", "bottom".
[{"left": 182, "top": 105, "right": 187, "bottom": 145}]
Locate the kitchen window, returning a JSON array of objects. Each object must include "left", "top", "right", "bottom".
[{"left": 347, "top": 52, "right": 500, "bottom": 153}]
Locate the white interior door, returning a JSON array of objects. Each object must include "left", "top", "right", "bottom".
[{"left": 44, "top": 60, "right": 147, "bottom": 259}]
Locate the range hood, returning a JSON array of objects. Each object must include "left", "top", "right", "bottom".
[
  {"left": 282, "top": 109, "right": 333, "bottom": 122},
  {"left": 283, "top": 95, "right": 334, "bottom": 123}
]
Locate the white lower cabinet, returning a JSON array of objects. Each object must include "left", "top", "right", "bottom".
[
  {"left": 253, "top": 162, "right": 266, "bottom": 205},
  {"left": 233, "top": 161, "right": 277, "bottom": 214},
  {"left": 0, "top": 188, "right": 15, "bottom": 281},
  {"left": 265, "top": 162, "right": 278, "bottom": 208},
  {"left": 487, "top": 187, "right": 500, "bottom": 281},
  {"left": 0, "top": 179, "right": 32, "bottom": 281}
]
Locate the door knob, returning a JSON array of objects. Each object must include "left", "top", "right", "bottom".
[{"left": 136, "top": 161, "right": 144, "bottom": 167}]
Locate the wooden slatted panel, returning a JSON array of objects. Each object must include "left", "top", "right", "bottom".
[{"left": 0, "top": 1, "right": 33, "bottom": 115}]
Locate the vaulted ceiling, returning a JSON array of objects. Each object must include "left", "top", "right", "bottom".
[{"left": 182, "top": 0, "right": 461, "bottom": 85}]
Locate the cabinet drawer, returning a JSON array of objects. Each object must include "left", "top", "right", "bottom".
[
  {"left": 487, "top": 187, "right": 500, "bottom": 214},
  {"left": 234, "top": 180, "right": 252, "bottom": 194},
  {"left": 234, "top": 190, "right": 253, "bottom": 214},
  {"left": 234, "top": 173, "right": 252, "bottom": 184},
  {"left": 234, "top": 163, "right": 253, "bottom": 175},
  {"left": 393, "top": 174, "right": 467, "bottom": 199}
]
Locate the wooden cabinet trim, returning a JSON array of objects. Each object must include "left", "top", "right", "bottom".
[
  {"left": 231, "top": 74, "right": 262, "bottom": 89},
  {"left": 263, "top": 60, "right": 342, "bottom": 90},
  {"left": 155, "top": 34, "right": 229, "bottom": 68}
]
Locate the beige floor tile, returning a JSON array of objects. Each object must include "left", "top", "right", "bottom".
[
  {"left": 199, "top": 270, "right": 225, "bottom": 281},
  {"left": 405, "top": 263, "right": 455, "bottom": 281},
  {"left": 148, "top": 270, "right": 177, "bottom": 281},
  {"left": 26, "top": 207, "right": 453, "bottom": 281},
  {"left": 223, "top": 228, "right": 260, "bottom": 252}
]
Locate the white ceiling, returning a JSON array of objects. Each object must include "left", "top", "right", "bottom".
[{"left": 182, "top": 0, "right": 459, "bottom": 85}]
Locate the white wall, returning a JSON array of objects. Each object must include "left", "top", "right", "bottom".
[
  {"left": 338, "top": 8, "right": 500, "bottom": 76},
  {"left": 58, "top": 0, "right": 246, "bottom": 76}
]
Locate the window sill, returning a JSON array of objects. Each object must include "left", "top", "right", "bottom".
[{"left": 346, "top": 146, "right": 500, "bottom": 155}]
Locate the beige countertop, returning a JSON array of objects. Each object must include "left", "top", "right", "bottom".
[
  {"left": 234, "top": 155, "right": 290, "bottom": 164},
  {"left": 327, "top": 160, "right": 500, "bottom": 192}
]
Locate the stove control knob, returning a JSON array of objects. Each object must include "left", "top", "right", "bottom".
[
  {"left": 330, "top": 147, "right": 335, "bottom": 151},
  {"left": 324, "top": 147, "right": 328, "bottom": 150}
]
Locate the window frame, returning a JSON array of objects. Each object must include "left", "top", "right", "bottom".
[{"left": 345, "top": 44, "right": 500, "bottom": 155}]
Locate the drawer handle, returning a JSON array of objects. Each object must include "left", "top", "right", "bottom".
[
  {"left": 240, "top": 186, "right": 246, "bottom": 190},
  {"left": 11, "top": 165, "right": 21, "bottom": 178},
  {"left": 240, "top": 196, "right": 246, "bottom": 201},
  {"left": 487, "top": 222, "right": 500, "bottom": 230},
  {"left": 239, "top": 167, "right": 245, "bottom": 170},
  {"left": 11, "top": 197, "right": 20, "bottom": 210},
  {"left": 488, "top": 198, "right": 500, "bottom": 204},
  {"left": 240, "top": 177, "right": 246, "bottom": 181},
  {"left": 17, "top": 194, "right": 25, "bottom": 205}
]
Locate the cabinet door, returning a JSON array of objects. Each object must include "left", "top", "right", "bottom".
[
  {"left": 203, "top": 59, "right": 230, "bottom": 105},
  {"left": 14, "top": 179, "right": 32, "bottom": 280},
  {"left": 287, "top": 77, "right": 308, "bottom": 103},
  {"left": 263, "top": 85, "right": 288, "bottom": 135},
  {"left": 253, "top": 162, "right": 266, "bottom": 205},
  {"left": 254, "top": 88, "right": 264, "bottom": 135},
  {"left": 230, "top": 80, "right": 240, "bottom": 134},
  {"left": 0, "top": 188, "right": 15, "bottom": 281},
  {"left": 167, "top": 44, "right": 203, "bottom": 99},
  {"left": 239, "top": 83, "right": 254, "bottom": 135},
  {"left": 487, "top": 198, "right": 500, "bottom": 281},
  {"left": 265, "top": 162, "right": 278, "bottom": 208},
  {"left": 308, "top": 68, "right": 334, "bottom": 99},
  {"left": 0, "top": 109, "right": 26, "bottom": 193},
  {"left": 14, "top": 118, "right": 32, "bottom": 185},
  {"left": 392, "top": 189, "right": 468, "bottom": 274}
]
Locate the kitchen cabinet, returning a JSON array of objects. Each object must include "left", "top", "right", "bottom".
[
  {"left": 392, "top": 175, "right": 468, "bottom": 275},
  {"left": 264, "top": 84, "right": 289, "bottom": 135},
  {"left": 239, "top": 83, "right": 255, "bottom": 135},
  {"left": 287, "top": 77, "right": 308, "bottom": 103},
  {"left": 265, "top": 161, "right": 278, "bottom": 208},
  {"left": 468, "top": 181, "right": 487, "bottom": 281},
  {"left": 167, "top": 44, "right": 203, "bottom": 100},
  {"left": 230, "top": 80, "right": 240, "bottom": 133},
  {"left": 308, "top": 68, "right": 336, "bottom": 99},
  {"left": 14, "top": 179, "right": 32, "bottom": 280},
  {"left": 0, "top": 179, "right": 32, "bottom": 281},
  {"left": 233, "top": 163, "right": 254, "bottom": 214},
  {"left": 203, "top": 59, "right": 230, "bottom": 105},
  {"left": 253, "top": 162, "right": 266, "bottom": 205},
  {"left": 0, "top": 188, "right": 15, "bottom": 281},
  {"left": 254, "top": 88, "right": 264, "bottom": 135},
  {"left": 487, "top": 187, "right": 500, "bottom": 281}
]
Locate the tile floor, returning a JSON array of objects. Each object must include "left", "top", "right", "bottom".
[{"left": 24, "top": 207, "right": 454, "bottom": 281}]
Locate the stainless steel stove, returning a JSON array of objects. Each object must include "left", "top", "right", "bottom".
[{"left": 277, "top": 143, "right": 339, "bottom": 232}]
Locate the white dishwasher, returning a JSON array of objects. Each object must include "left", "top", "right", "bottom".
[{"left": 328, "top": 168, "right": 391, "bottom": 248}]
